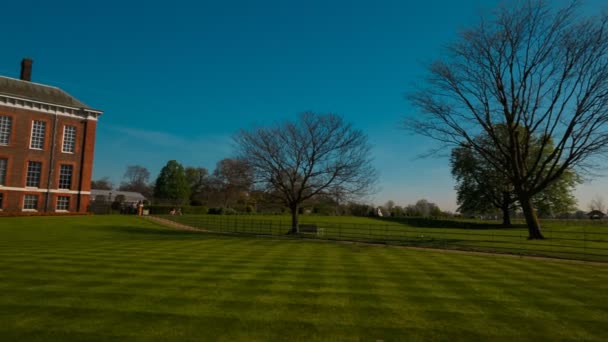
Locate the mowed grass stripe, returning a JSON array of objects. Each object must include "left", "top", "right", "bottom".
[{"left": 0, "top": 216, "right": 607, "bottom": 341}]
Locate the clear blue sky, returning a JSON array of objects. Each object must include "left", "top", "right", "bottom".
[{"left": 2, "top": 0, "right": 606, "bottom": 211}]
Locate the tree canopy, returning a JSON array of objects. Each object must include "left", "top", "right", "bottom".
[
  {"left": 91, "top": 177, "right": 113, "bottom": 190},
  {"left": 154, "top": 160, "right": 190, "bottom": 205},
  {"left": 451, "top": 129, "right": 579, "bottom": 225},
  {"left": 185, "top": 167, "right": 209, "bottom": 205}
]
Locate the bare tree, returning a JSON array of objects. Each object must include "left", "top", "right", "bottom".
[
  {"left": 119, "top": 165, "right": 152, "bottom": 198},
  {"left": 212, "top": 158, "right": 253, "bottom": 208},
  {"left": 385, "top": 200, "right": 396, "bottom": 212},
  {"left": 185, "top": 166, "right": 209, "bottom": 204},
  {"left": 91, "top": 176, "right": 113, "bottom": 190},
  {"left": 589, "top": 195, "right": 606, "bottom": 213},
  {"left": 123, "top": 165, "right": 150, "bottom": 185},
  {"left": 407, "top": 1, "right": 608, "bottom": 239},
  {"left": 235, "top": 112, "right": 377, "bottom": 233}
]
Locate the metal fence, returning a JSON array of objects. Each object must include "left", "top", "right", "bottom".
[{"left": 160, "top": 215, "right": 608, "bottom": 262}]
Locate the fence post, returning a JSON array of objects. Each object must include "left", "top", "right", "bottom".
[
  {"left": 584, "top": 228, "right": 587, "bottom": 261},
  {"left": 385, "top": 224, "right": 388, "bottom": 243}
]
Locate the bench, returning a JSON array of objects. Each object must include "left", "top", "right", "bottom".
[
  {"left": 298, "top": 224, "right": 325, "bottom": 237},
  {"left": 299, "top": 224, "right": 318, "bottom": 233}
]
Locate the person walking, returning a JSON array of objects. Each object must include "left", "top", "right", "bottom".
[{"left": 137, "top": 201, "right": 144, "bottom": 216}]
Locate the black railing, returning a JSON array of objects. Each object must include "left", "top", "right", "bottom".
[{"left": 159, "top": 215, "right": 608, "bottom": 263}]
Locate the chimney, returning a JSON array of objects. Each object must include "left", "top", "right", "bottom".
[{"left": 20, "top": 58, "right": 33, "bottom": 81}]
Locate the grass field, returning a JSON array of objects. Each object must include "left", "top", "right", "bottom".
[
  {"left": 0, "top": 216, "right": 607, "bottom": 341},
  {"left": 163, "top": 214, "right": 608, "bottom": 262}
]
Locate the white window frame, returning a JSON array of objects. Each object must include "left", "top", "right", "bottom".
[
  {"left": 23, "top": 194, "right": 38, "bottom": 211},
  {"left": 30, "top": 120, "right": 46, "bottom": 150},
  {"left": 56, "top": 196, "right": 70, "bottom": 211},
  {"left": 0, "top": 116, "right": 11, "bottom": 146},
  {"left": 62, "top": 125, "right": 76, "bottom": 153}
]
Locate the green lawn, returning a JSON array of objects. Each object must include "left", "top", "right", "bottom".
[
  {"left": 163, "top": 214, "right": 608, "bottom": 262},
  {"left": 0, "top": 216, "right": 607, "bottom": 341}
]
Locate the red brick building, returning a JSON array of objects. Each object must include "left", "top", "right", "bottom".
[{"left": 0, "top": 59, "right": 103, "bottom": 213}]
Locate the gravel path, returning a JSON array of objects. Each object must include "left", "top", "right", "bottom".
[{"left": 144, "top": 215, "right": 209, "bottom": 232}]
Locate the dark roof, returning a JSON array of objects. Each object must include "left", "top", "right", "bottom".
[
  {"left": 587, "top": 210, "right": 605, "bottom": 217},
  {"left": 0, "top": 76, "right": 92, "bottom": 109},
  {"left": 91, "top": 189, "right": 147, "bottom": 202}
]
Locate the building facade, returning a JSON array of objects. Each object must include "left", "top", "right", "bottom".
[{"left": 0, "top": 58, "right": 103, "bottom": 213}]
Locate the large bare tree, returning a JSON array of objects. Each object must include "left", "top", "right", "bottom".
[
  {"left": 235, "top": 112, "right": 376, "bottom": 233},
  {"left": 407, "top": 1, "right": 608, "bottom": 239},
  {"left": 212, "top": 158, "right": 253, "bottom": 208},
  {"left": 119, "top": 165, "right": 152, "bottom": 198}
]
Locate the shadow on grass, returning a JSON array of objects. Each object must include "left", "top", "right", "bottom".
[{"left": 371, "top": 217, "right": 528, "bottom": 230}]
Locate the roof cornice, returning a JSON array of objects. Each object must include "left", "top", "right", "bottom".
[{"left": 0, "top": 94, "right": 102, "bottom": 120}]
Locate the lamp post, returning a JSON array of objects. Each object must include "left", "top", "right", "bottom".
[{"left": 108, "top": 191, "right": 113, "bottom": 214}]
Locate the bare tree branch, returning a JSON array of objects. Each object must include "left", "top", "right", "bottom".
[
  {"left": 235, "top": 112, "right": 377, "bottom": 232},
  {"left": 406, "top": 0, "right": 608, "bottom": 239}
]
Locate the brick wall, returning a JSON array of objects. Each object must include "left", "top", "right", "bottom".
[{"left": 0, "top": 104, "right": 98, "bottom": 212}]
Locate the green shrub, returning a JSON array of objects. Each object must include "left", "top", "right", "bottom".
[
  {"left": 208, "top": 207, "right": 239, "bottom": 215},
  {"left": 0, "top": 212, "right": 92, "bottom": 217},
  {"left": 190, "top": 199, "right": 203, "bottom": 206},
  {"left": 208, "top": 207, "right": 222, "bottom": 215},
  {"left": 223, "top": 208, "right": 238, "bottom": 215}
]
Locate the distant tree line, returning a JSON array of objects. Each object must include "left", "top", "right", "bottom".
[
  {"left": 91, "top": 114, "right": 377, "bottom": 224},
  {"left": 91, "top": 158, "right": 254, "bottom": 211}
]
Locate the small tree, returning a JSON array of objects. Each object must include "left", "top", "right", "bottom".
[
  {"left": 589, "top": 195, "right": 606, "bottom": 213},
  {"left": 185, "top": 167, "right": 209, "bottom": 205},
  {"left": 235, "top": 112, "right": 376, "bottom": 233},
  {"left": 384, "top": 200, "right": 396, "bottom": 212},
  {"left": 347, "top": 202, "right": 373, "bottom": 217},
  {"left": 391, "top": 206, "right": 405, "bottom": 217},
  {"left": 154, "top": 160, "right": 190, "bottom": 205},
  {"left": 451, "top": 128, "right": 579, "bottom": 225},
  {"left": 111, "top": 194, "right": 126, "bottom": 211}
]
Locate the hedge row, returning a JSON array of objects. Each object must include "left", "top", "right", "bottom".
[
  {"left": 0, "top": 212, "right": 93, "bottom": 217},
  {"left": 146, "top": 205, "right": 210, "bottom": 215},
  {"left": 146, "top": 205, "right": 259, "bottom": 215}
]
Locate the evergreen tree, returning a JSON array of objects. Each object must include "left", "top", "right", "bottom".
[{"left": 154, "top": 160, "right": 190, "bottom": 204}]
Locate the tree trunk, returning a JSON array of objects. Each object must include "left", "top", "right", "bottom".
[
  {"left": 288, "top": 204, "right": 299, "bottom": 234},
  {"left": 520, "top": 195, "right": 545, "bottom": 239},
  {"left": 501, "top": 191, "right": 512, "bottom": 227},
  {"left": 501, "top": 205, "right": 511, "bottom": 227}
]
